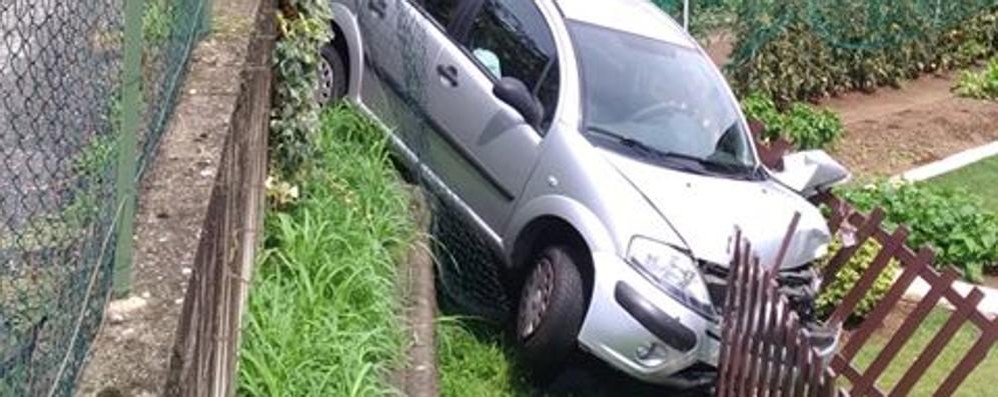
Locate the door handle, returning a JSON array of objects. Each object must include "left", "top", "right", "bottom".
[
  {"left": 368, "top": 0, "right": 386, "bottom": 18},
  {"left": 437, "top": 64, "right": 459, "bottom": 87}
]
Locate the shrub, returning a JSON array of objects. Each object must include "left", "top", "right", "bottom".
[
  {"left": 954, "top": 57, "right": 998, "bottom": 100},
  {"left": 741, "top": 93, "right": 843, "bottom": 150},
  {"left": 730, "top": 2, "right": 998, "bottom": 104},
  {"left": 840, "top": 182, "right": 998, "bottom": 282},
  {"left": 816, "top": 238, "right": 901, "bottom": 322},
  {"left": 271, "top": 0, "right": 333, "bottom": 178}
]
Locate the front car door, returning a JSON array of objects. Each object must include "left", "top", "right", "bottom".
[{"left": 423, "top": 0, "right": 561, "bottom": 235}]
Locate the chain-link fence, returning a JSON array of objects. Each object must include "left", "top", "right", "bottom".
[{"left": 0, "top": 0, "right": 207, "bottom": 394}]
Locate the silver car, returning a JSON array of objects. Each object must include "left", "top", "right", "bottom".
[{"left": 318, "top": 0, "right": 849, "bottom": 388}]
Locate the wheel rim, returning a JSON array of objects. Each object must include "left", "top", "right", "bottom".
[
  {"left": 316, "top": 55, "right": 335, "bottom": 105},
  {"left": 517, "top": 257, "right": 555, "bottom": 340}
]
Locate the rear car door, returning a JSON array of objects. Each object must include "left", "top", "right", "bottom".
[
  {"left": 356, "top": 0, "right": 465, "bottom": 159},
  {"left": 422, "top": 0, "right": 561, "bottom": 233}
]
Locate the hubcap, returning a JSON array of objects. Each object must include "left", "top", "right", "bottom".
[
  {"left": 315, "top": 56, "right": 335, "bottom": 105},
  {"left": 517, "top": 258, "right": 555, "bottom": 340}
]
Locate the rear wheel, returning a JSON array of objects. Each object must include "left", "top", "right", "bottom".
[
  {"left": 515, "top": 245, "right": 586, "bottom": 381},
  {"left": 316, "top": 43, "right": 347, "bottom": 106}
]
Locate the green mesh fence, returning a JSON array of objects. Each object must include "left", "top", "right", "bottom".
[{"left": 0, "top": 0, "right": 207, "bottom": 395}]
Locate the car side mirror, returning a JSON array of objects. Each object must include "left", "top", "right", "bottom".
[
  {"left": 770, "top": 150, "right": 851, "bottom": 197},
  {"left": 493, "top": 77, "right": 543, "bottom": 128}
]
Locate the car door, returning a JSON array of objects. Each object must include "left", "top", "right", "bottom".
[
  {"left": 356, "top": 0, "right": 467, "bottom": 159},
  {"left": 422, "top": 0, "right": 561, "bottom": 234}
]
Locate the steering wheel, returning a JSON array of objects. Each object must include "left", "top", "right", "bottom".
[{"left": 629, "top": 102, "right": 687, "bottom": 122}]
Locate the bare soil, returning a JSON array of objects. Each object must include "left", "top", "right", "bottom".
[
  {"left": 701, "top": 36, "right": 998, "bottom": 179},
  {"left": 984, "top": 267, "right": 998, "bottom": 290},
  {"left": 74, "top": 1, "right": 258, "bottom": 396},
  {"left": 822, "top": 74, "right": 998, "bottom": 178}
]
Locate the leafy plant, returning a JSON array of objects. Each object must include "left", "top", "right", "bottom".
[
  {"left": 816, "top": 238, "right": 900, "bottom": 322},
  {"left": 143, "top": 0, "right": 174, "bottom": 45},
  {"left": 741, "top": 92, "right": 843, "bottom": 149},
  {"left": 840, "top": 181, "right": 998, "bottom": 282},
  {"left": 954, "top": 57, "right": 998, "bottom": 100},
  {"left": 729, "top": 2, "right": 998, "bottom": 103},
  {"left": 271, "top": 0, "right": 333, "bottom": 178}
]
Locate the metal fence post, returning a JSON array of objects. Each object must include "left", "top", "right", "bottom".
[
  {"left": 199, "top": 0, "right": 215, "bottom": 39},
  {"left": 683, "top": 0, "right": 690, "bottom": 31},
  {"left": 114, "top": 0, "right": 146, "bottom": 297}
]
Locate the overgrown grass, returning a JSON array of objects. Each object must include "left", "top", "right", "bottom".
[
  {"left": 238, "top": 106, "right": 414, "bottom": 396},
  {"left": 851, "top": 308, "right": 997, "bottom": 396},
  {"left": 924, "top": 155, "right": 998, "bottom": 213},
  {"left": 438, "top": 318, "right": 534, "bottom": 397}
]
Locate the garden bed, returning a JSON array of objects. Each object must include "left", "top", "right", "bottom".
[{"left": 822, "top": 74, "right": 998, "bottom": 179}]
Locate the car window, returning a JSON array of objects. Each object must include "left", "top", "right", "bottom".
[
  {"left": 464, "top": 0, "right": 560, "bottom": 130},
  {"left": 414, "top": 0, "right": 462, "bottom": 28}
]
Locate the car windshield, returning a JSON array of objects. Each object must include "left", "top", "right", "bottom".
[{"left": 568, "top": 21, "right": 757, "bottom": 175}]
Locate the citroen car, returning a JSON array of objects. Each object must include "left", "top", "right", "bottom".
[{"left": 316, "top": 0, "right": 849, "bottom": 388}]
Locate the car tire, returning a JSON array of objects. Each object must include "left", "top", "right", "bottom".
[
  {"left": 316, "top": 43, "right": 348, "bottom": 106},
  {"left": 514, "top": 245, "right": 586, "bottom": 381}
]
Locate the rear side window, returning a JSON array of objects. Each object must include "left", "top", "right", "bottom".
[
  {"left": 415, "top": 0, "right": 462, "bottom": 28},
  {"left": 464, "top": 0, "right": 560, "bottom": 129}
]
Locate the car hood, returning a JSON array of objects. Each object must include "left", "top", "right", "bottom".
[{"left": 602, "top": 151, "right": 831, "bottom": 269}]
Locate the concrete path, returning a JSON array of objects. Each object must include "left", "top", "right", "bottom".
[{"left": 899, "top": 140, "right": 998, "bottom": 182}]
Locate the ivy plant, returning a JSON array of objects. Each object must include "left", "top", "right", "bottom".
[{"left": 271, "top": 0, "right": 333, "bottom": 178}]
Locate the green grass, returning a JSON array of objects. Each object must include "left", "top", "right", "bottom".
[
  {"left": 851, "top": 308, "right": 997, "bottom": 396},
  {"left": 238, "top": 106, "right": 415, "bottom": 396},
  {"left": 924, "top": 155, "right": 998, "bottom": 212},
  {"left": 438, "top": 318, "right": 536, "bottom": 397}
]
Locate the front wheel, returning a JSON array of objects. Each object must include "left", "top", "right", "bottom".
[
  {"left": 316, "top": 43, "right": 347, "bottom": 106},
  {"left": 515, "top": 246, "right": 586, "bottom": 381}
]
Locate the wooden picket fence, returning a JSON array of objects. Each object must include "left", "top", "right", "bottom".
[
  {"left": 815, "top": 192, "right": 997, "bottom": 397},
  {"left": 717, "top": 216, "right": 838, "bottom": 397},
  {"left": 713, "top": 133, "right": 998, "bottom": 396}
]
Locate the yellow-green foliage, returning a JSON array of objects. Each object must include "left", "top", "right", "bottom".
[{"left": 816, "top": 237, "right": 900, "bottom": 321}]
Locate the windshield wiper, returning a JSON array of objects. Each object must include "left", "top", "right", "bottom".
[
  {"left": 587, "top": 126, "right": 710, "bottom": 174},
  {"left": 586, "top": 126, "right": 658, "bottom": 158}
]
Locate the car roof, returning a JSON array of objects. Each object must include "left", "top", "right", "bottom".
[{"left": 553, "top": 0, "right": 695, "bottom": 49}]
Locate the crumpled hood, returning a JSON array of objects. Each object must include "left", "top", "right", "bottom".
[{"left": 603, "top": 151, "right": 831, "bottom": 269}]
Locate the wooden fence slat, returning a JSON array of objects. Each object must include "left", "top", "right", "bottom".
[
  {"left": 767, "top": 301, "right": 787, "bottom": 397},
  {"left": 747, "top": 262, "right": 779, "bottom": 395},
  {"left": 759, "top": 285, "right": 778, "bottom": 397},
  {"left": 793, "top": 330, "right": 809, "bottom": 397},
  {"left": 940, "top": 286, "right": 996, "bottom": 330},
  {"left": 932, "top": 316, "right": 998, "bottom": 397},
  {"left": 728, "top": 244, "right": 753, "bottom": 397},
  {"left": 850, "top": 269, "right": 959, "bottom": 396},
  {"left": 839, "top": 248, "right": 934, "bottom": 361},
  {"left": 818, "top": 193, "right": 849, "bottom": 235},
  {"left": 890, "top": 289, "right": 986, "bottom": 397},
  {"left": 742, "top": 260, "right": 767, "bottom": 394},
  {"left": 827, "top": 227, "right": 908, "bottom": 326},
  {"left": 822, "top": 209, "right": 886, "bottom": 285},
  {"left": 737, "top": 255, "right": 760, "bottom": 394}
]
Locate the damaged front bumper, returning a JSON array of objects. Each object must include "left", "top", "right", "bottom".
[
  {"left": 578, "top": 252, "right": 841, "bottom": 388},
  {"left": 578, "top": 252, "right": 721, "bottom": 388}
]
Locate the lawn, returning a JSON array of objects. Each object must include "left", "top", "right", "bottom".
[
  {"left": 923, "top": 155, "right": 998, "bottom": 212},
  {"left": 237, "top": 106, "right": 415, "bottom": 396},
  {"left": 851, "top": 307, "right": 997, "bottom": 396}
]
